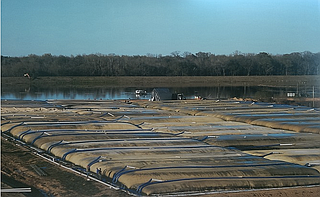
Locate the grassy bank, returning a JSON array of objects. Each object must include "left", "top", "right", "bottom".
[{"left": 2, "top": 75, "right": 320, "bottom": 88}]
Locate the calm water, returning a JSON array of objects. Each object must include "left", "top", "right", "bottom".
[{"left": 2, "top": 85, "right": 318, "bottom": 101}]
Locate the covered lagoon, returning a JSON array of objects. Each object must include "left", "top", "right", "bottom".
[
  {"left": 1, "top": 76, "right": 320, "bottom": 196},
  {"left": 2, "top": 97, "right": 320, "bottom": 196}
]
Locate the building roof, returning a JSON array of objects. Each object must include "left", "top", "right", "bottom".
[{"left": 151, "top": 88, "right": 172, "bottom": 101}]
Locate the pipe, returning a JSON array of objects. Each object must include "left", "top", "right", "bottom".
[
  {"left": 113, "top": 162, "right": 292, "bottom": 183},
  {"left": 31, "top": 132, "right": 45, "bottom": 145},
  {"left": 135, "top": 175, "right": 320, "bottom": 194},
  {"left": 47, "top": 140, "right": 64, "bottom": 153}
]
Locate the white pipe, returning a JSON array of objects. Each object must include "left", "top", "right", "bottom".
[
  {"left": 1, "top": 188, "right": 31, "bottom": 193},
  {"left": 34, "top": 152, "right": 119, "bottom": 190}
]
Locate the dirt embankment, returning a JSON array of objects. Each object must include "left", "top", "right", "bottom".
[
  {"left": 1, "top": 138, "right": 129, "bottom": 197},
  {"left": 2, "top": 75, "right": 320, "bottom": 88}
]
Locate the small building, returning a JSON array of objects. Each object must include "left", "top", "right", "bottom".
[
  {"left": 150, "top": 88, "right": 185, "bottom": 101},
  {"left": 150, "top": 88, "right": 172, "bottom": 101},
  {"left": 172, "top": 93, "right": 185, "bottom": 100}
]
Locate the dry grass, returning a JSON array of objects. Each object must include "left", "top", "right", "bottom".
[{"left": 2, "top": 75, "right": 320, "bottom": 88}]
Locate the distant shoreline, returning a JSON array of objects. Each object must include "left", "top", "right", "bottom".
[{"left": 2, "top": 75, "right": 320, "bottom": 88}]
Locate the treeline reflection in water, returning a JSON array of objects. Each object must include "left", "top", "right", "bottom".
[{"left": 2, "top": 85, "right": 319, "bottom": 101}]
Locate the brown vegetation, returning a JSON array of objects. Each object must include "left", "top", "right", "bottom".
[
  {"left": 2, "top": 75, "right": 320, "bottom": 88},
  {"left": 2, "top": 52, "right": 320, "bottom": 77}
]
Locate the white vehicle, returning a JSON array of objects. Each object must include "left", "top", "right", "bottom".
[{"left": 135, "top": 90, "right": 147, "bottom": 95}]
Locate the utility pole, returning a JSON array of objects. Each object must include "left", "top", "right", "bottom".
[{"left": 313, "top": 86, "right": 315, "bottom": 108}]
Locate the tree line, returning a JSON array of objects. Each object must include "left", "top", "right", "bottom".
[{"left": 1, "top": 51, "right": 319, "bottom": 77}]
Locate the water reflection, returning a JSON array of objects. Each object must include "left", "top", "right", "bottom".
[{"left": 2, "top": 85, "right": 319, "bottom": 101}]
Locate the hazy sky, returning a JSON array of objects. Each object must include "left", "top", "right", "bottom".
[{"left": 1, "top": 0, "right": 320, "bottom": 56}]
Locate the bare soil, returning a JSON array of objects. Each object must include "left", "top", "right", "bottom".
[{"left": 1, "top": 138, "right": 129, "bottom": 197}]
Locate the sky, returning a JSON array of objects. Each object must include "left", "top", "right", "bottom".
[{"left": 1, "top": 0, "right": 320, "bottom": 57}]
